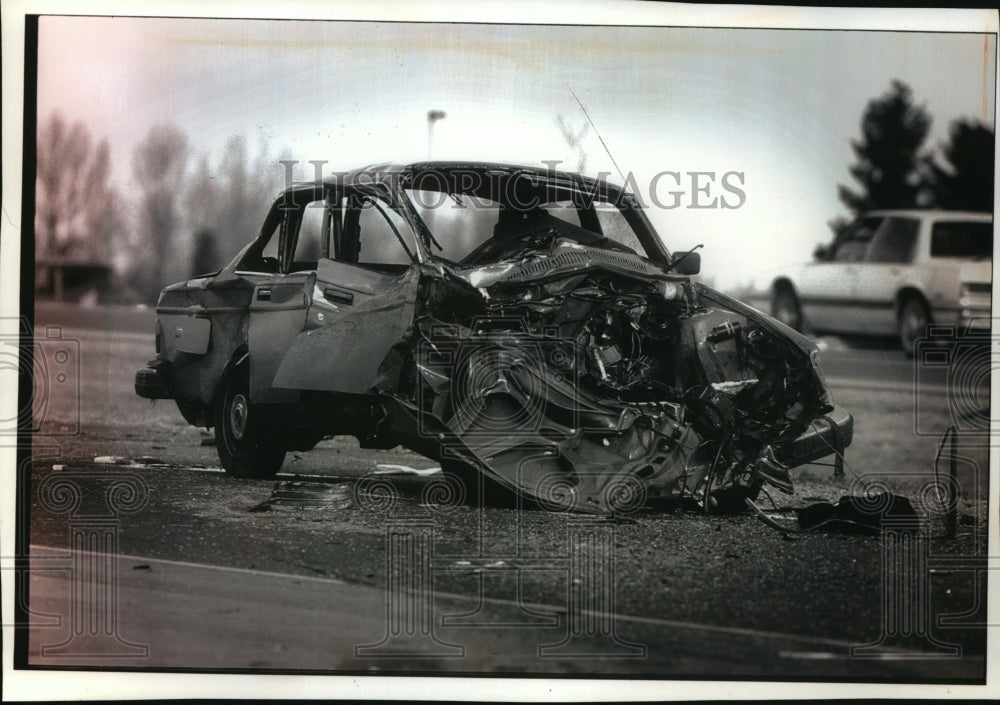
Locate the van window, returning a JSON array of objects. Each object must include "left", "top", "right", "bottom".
[{"left": 931, "top": 221, "right": 993, "bottom": 258}]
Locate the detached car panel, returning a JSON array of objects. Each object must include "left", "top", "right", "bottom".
[{"left": 137, "top": 161, "right": 853, "bottom": 513}]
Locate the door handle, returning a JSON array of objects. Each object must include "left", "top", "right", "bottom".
[
  {"left": 323, "top": 287, "right": 354, "bottom": 305},
  {"left": 257, "top": 288, "right": 272, "bottom": 301}
]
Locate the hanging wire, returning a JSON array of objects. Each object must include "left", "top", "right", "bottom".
[{"left": 702, "top": 431, "right": 731, "bottom": 513}]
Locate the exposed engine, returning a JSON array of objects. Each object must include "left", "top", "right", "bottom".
[{"left": 384, "top": 236, "right": 831, "bottom": 514}]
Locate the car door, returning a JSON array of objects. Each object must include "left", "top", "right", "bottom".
[
  {"left": 851, "top": 216, "right": 920, "bottom": 335},
  {"left": 254, "top": 188, "right": 423, "bottom": 397},
  {"left": 246, "top": 192, "right": 323, "bottom": 403},
  {"left": 797, "top": 216, "right": 882, "bottom": 333}
]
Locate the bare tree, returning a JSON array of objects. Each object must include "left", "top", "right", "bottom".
[
  {"left": 35, "top": 112, "right": 117, "bottom": 261},
  {"left": 122, "top": 126, "right": 293, "bottom": 297},
  {"left": 181, "top": 154, "right": 221, "bottom": 273},
  {"left": 129, "top": 123, "right": 189, "bottom": 301},
  {"left": 230, "top": 136, "right": 291, "bottom": 252},
  {"left": 181, "top": 135, "right": 291, "bottom": 274},
  {"left": 216, "top": 135, "right": 256, "bottom": 259}
]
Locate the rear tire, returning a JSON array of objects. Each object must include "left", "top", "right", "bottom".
[
  {"left": 898, "top": 297, "right": 930, "bottom": 358},
  {"left": 772, "top": 286, "right": 803, "bottom": 331},
  {"left": 214, "top": 364, "right": 286, "bottom": 478}
]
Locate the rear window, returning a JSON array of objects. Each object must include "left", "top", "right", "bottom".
[{"left": 931, "top": 221, "right": 993, "bottom": 258}]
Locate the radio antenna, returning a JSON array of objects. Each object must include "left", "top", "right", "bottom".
[{"left": 567, "top": 84, "right": 627, "bottom": 184}]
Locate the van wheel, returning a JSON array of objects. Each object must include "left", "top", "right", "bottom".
[
  {"left": 214, "top": 364, "right": 285, "bottom": 478},
  {"left": 898, "top": 297, "right": 930, "bottom": 358},
  {"left": 772, "top": 287, "right": 803, "bottom": 331}
]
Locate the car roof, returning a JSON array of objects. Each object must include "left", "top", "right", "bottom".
[{"left": 864, "top": 209, "right": 993, "bottom": 222}]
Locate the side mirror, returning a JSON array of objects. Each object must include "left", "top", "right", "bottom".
[
  {"left": 672, "top": 251, "right": 700, "bottom": 275},
  {"left": 813, "top": 244, "right": 829, "bottom": 261}
]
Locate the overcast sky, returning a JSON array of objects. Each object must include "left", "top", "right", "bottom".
[{"left": 36, "top": 14, "right": 996, "bottom": 288}]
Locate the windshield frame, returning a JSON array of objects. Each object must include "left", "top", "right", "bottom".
[{"left": 394, "top": 166, "right": 671, "bottom": 267}]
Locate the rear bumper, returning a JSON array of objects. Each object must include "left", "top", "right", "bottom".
[
  {"left": 929, "top": 305, "right": 992, "bottom": 333},
  {"left": 135, "top": 359, "right": 173, "bottom": 399},
  {"left": 773, "top": 406, "right": 854, "bottom": 468}
]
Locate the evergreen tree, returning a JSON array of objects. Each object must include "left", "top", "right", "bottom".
[
  {"left": 835, "top": 80, "right": 932, "bottom": 233},
  {"left": 922, "top": 119, "right": 994, "bottom": 212}
]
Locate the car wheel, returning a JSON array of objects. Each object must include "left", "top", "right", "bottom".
[
  {"left": 772, "top": 287, "right": 803, "bottom": 331},
  {"left": 898, "top": 297, "right": 929, "bottom": 358},
  {"left": 214, "top": 364, "right": 286, "bottom": 478}
]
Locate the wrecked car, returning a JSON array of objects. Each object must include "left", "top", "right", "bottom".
[{"left": 135, "top": 162, "right": 853, "bottom": 513}]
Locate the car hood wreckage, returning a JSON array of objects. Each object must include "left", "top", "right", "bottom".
[{"left": 136, "top": 162, "right": 853, "bottom": 514}]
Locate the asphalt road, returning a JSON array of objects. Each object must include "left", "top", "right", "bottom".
[
  {"left": 15, "top": 303, "right": 993, "bottom": 681},
  {"left": 24, "top": 456, "right": 988, "bottom": 679},
  {"left": 820, "top": 339, "right": 960, "bottom": 393}
]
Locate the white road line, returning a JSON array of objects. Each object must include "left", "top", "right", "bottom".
[
  {"left": 777, "top": 651, "right": 843, "bottom": 660},
  {"left": 30, "top": 544, "right": 345, "bottom": 585},
  {"left": 29, "top": 544, "right": 908, "bottom": 654}
]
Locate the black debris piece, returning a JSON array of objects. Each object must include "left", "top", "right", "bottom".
[{"left": 796, "top": 493, "right": 919, "bottom": 534}]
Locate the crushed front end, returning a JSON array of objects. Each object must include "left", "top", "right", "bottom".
[{"left": 380, "top": 239, "right": 853, "bottom": 514}]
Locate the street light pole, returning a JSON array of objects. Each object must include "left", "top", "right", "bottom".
[{"left": 427, "top": 110, "right": 446, "bottom": 160}]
